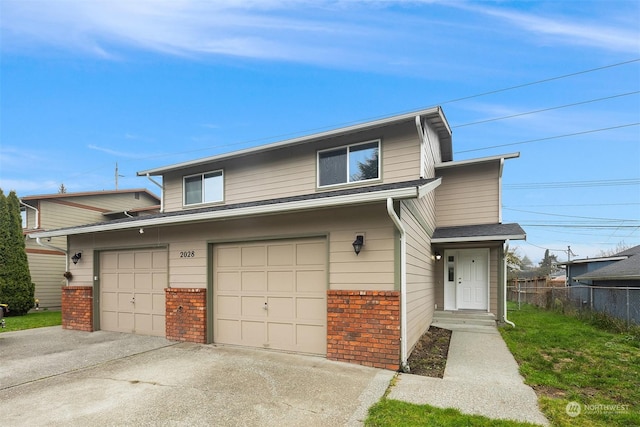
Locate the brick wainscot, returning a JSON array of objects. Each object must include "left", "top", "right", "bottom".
[
  {"left": 165, "top": 288, "right": 207, "bottom": 343},
  {"left": 61, "top": 286, "right": 93, "bottom": 332},
  {"left": 327, "top": 290, "right": 400, "bottom": 370}
]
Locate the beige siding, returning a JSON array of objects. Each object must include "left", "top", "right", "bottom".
[
  {"left": 27, "top": 252, "right": 65, "bottom": 309},
  {"left": 401, "top": 194, "right": 438, "bottom": 353},
  {"left": 420, "top": 121, "right": 442, "bottom": 179},
  {"left": 68, "top": 204, "right": 397, "bottom": 295},
  {"left": 161, "top": 122, "right": 423, "bottom": 212},
  {"left": 435, "top": 162, "right": 500, "bottom": 227}
]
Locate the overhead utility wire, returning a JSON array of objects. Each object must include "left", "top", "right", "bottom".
[
  {"left": 503, "top": 207, "right": 639, "bottom": 222},
  {"left": 457, "top": 123, "right": 640, "bottom": 154},
  {"left": 452, "top": 91, "right": 640, "bottom": 128},
  {"left": 504, "top": 178, "right": 640, "bottom": 190}
]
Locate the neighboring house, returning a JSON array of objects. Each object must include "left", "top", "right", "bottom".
[
  {"left": 564, "top": 245, "right": 640, "bottom": 287},
  {"left": 564, "top": 245, "right": 640, "bottom": 324},
  {"left": 28, "top": 107, "right": 525, "bottom": 371},
  {"left": 21, "top": 190, "right": 161, "bottom": 309}
]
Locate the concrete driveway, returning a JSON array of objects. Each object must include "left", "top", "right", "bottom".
[{"left": 0, "top": 327, "right": 393, "bottom": 426}]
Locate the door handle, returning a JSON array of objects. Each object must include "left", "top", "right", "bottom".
[
  {"left": 130, "top": 297, "right": 135, "bottom": 304},
  {"left": 263, "top": 302, "right": 268, "bottom": 310}
]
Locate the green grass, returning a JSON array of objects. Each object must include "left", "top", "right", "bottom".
[
  {"left": 501, "top": 303, "right": 640, "bottom": 427},
  {"left": 0, "top": 310, "right": 61, "bottom": 332},
  {"left": 366, "top": 399, "right": 539, "bottom": 427}
]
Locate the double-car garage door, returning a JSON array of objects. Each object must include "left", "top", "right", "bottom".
[
  {"left": 100, "top": 248, "right": 167, "bottom": 337},
  {"left": 213, "top": 238, "right": 327, "bottom": 355}
]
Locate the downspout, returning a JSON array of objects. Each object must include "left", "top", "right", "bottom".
[
  {"left": 386, "top": 197, "right": 410, "bottom": 372},
  {"left": 20, "top": 200, "right": 39, "bottom": 229},
  {"left": 34, "top": 237, "right": 70, "bottom": 286},
  {"left": 146, "top": 173, "right": 164, "bottom": 213},
  {"left": 503, "top": 240, "right": 515, "bottom": 327}
]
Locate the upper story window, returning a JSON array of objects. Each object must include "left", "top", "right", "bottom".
[
  {"left": 317, "top": 140, "right": 380, "bottom": 187},
  {"left": 21, "top": 209, "right": 26, "bottom": 228},
  {"left": 184, "top": 170, "right": 224, "bottom": 206}
]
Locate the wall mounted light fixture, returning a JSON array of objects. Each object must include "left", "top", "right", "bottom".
[
  {"left": 352, "top": 235, "right": 365, "bottom": 255},
  {"left": 434, "top": 252, "right": 442, "bottom": 261},
  {"left": 71, "top": 252, "right": 82, "bottom": 264}
]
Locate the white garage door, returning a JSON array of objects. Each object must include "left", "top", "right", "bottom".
[
  {"left": 213, "top": 238, "right": 327, "bottom": 355},
  {"left": 100, "top": 248, "right": 167, "bottom": 337}
]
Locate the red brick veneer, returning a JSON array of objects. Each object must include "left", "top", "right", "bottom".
[
  {"left": 327, "top": 290, "right": 400, "bottom": 370},
  {"left": 61, "top": 286, "right": 93, "bottom": 332},
  {"left": 165, "top": 288, "right": 207, "bottom": 343}
]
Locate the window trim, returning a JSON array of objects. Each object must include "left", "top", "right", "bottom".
[
  {"left": 183, "top": 169, "right": 225, "bottom": 207},
  {"left": 316, "top": 139, "right": 381, "bottom": 188}
]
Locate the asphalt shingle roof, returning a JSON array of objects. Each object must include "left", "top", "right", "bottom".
[{"left": 432, "top": 223, "right": 526, "bottom": 241}]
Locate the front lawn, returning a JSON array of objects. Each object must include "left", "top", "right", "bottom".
[
  {"left": 0, "top": 310, "right": 61, "bottom": 332},
  {"left": 366, "top": 399, "right": 538, "bottom": 427},
  {"left": 500, "top": 303, "right": 639, "bottom": 426}
]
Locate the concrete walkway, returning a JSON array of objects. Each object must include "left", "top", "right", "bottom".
[{"left": 388, "top": 322, "right": 549, "bottom": 426}]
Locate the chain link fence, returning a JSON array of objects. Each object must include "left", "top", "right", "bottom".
[{"left": 508, "top": 281, "right": 640, "bottom": 326}]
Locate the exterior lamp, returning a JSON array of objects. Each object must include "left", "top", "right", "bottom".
[
  {"left": 352, "top": 235, "right": 364, "bottom": 256},
  {"left": 71, "top": 252, "right": 82, "bottom": 264},
  {"left": 434, "top": 252, "right": 442, "bottom": 261}
]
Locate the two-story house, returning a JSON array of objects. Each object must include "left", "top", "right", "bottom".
[
  {"left": 22, "top": 189, "right": 160, "bottom": 309},
  {"left": 28, "top": 107, "right": 525, "bottom": 371}
]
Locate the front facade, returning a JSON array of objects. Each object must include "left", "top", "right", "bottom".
[
  {"left": 30, "top": 107, "right": 524, "bottom": 371},
  {"left": 21, "top": 190, "right": 160, "bottom": 309}
]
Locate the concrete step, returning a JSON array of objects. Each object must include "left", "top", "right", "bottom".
[{"left": 432, "top": 311, "right": 497, "bottom": 327}]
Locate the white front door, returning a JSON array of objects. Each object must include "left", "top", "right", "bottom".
[{"left": 456, "top": 249, "right": 489, "bottom": 310}]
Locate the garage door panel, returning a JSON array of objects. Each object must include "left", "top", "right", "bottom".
[
  {"left": 152, "top": 294, "right": 165, "bottom": 314},
  {"left": 216, "top": 295, "right": 239, "bottom": 316},
  {"left": 296, "top": 298, "right": 325, "bottom": 322},
  {"left": 267, "top": 244, "right": 293, "bottom": 266},
  {"left": 118, "top": 312, "right": 134, "bottom": 332},
  {"left": 152, "top": 251, "right": 167, "bottom": 269},
  {"left": 152, "top": 272, "right": 167, "bottom": 290},
  {"left": 134, "top": 273, "right": 152, "bottom": 290},
  {"left": 134, "top": 252, "right": 152, "bottom": 269},
  {"left": 242, "top": 296, "right": 267, "bottom": 317},
  {"left": 118, "top": 273, "right": 135, "bottom": 290},
  {"left": 241, "top": 271, "right": 265, "bottom": 292},
  {"left": 267, "top": 271, "right": 294, "bottom": 292},
  {"left": 214, "top": 237, "right": 327, "bottom": 355},
  {"left": 296, "top": 270, "right": 326, "bottom": 293},
  {"left": 267, "top": 297, "right": 294, "bottom": 319},
  {"left": 102, "top": 311, "right": 118, "bottom": 332},
  {"left": 217, "top": 271, "right": 240, "bottom": 291},
  {"left": 297, "top": 324, "right": 326, "bottom": 354},
  {"left": 296, "top": 242, "right": 325, "bottom": 266},
  {"left": 241, "top": 246, "right": 265, "bottom": 267},
  {"left": 267, "top": 322, "right": 293, "bottom": 348},
  {"left": 216, "top": 319, "right": 240, "bottom": 343},
  {"left": 102, "top": 252, "right": 119, "bottom": 269},
  {"left": 217, "top": 247, "right": 241, "bottom": 267},
  {"left": 241, "top": 320, "right": 264, "bottom": 344},
  {"left": 102, "top": 292, "right": 118, "bottom": 311},
  {"left": 117, "top": 254, "right": 135, "bottom": 269}
]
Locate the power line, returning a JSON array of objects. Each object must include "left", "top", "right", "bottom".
[
  {"left": 504, "top": 178, "right": 640, "bottom": 190},
  {"left": 504, "top": 207, "right": 640, "bottom": 222},
  {"left": 452, "top": 91, "right": 640, "bottom": 128},
  {"left": 504, "top": 202, "right": 640, "bottom": 208},
  {"left": 456, "top": 123, "right": 640, "bottom": 154}
]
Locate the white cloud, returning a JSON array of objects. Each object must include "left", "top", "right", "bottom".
[
  {"left": 87, "top": 144, "right": 146, "bottom": 158},
  {"left": 466, "top": 3, "right": 640, "bottom": 54}
]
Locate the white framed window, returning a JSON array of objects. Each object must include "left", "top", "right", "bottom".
[
  {"left": 317, "top": 140, "right": 380, "bottom": 187},
  {"left": 183, "top": 170, "right": 224, "bottom": 206}
]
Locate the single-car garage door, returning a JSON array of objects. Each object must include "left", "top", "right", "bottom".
[
  {"left": 214, "top": 237, "right": 327, "bottom": 355},
  {"left": 100, "top": 248, "right": 168, "bottom": 337}
]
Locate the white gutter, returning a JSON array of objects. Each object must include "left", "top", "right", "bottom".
[
  {"left": 503, "top": 241, "right": 515, "bottom": 327},
  {"left": 28, "top": 185, "right": 427, "bottom": 239},
  {"left": 146, "top": 174, "right": 164, "bottom": 213},
  {"left": 20, "top": 200, "right": 39, "bottom": 229},
  {"left": 35, "top": 237, "right": 70, "bottom": 286},
  {"left": 386, "top": 197, "right": 409, "bottom": 373},
  {"left": 432, "top": 233, "right": 526, "bottom": 244}
]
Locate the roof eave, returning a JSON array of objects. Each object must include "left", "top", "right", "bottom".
[
  {"left": 137, "top": 107, "right": 447, "bottom": 176},
  {"left": 435, "top": 152, "right": 520, "bottom": 169},
  {"left": 431, "top": 233, "right": 526, "bottom": 244},
  {"left": 28, "top": 185, "right": 423, "bottom": 239}
]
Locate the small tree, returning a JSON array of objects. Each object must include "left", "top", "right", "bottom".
[
  {"left": 0, "top": 189, "right": 35, "bottom": 314},
  {"left": 58, "top": 183, "right": 67, "bottom": 194},
  {"left": 537, "top": 249, "right": 559, "bottom": 278}
]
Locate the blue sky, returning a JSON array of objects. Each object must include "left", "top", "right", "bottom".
[{"left": 1, "top": 0, "right": 639, "bottom": 263}]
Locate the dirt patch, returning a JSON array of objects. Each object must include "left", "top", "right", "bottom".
[{"left": 407, "top": 326, "right": 452, "bottom": 378}]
